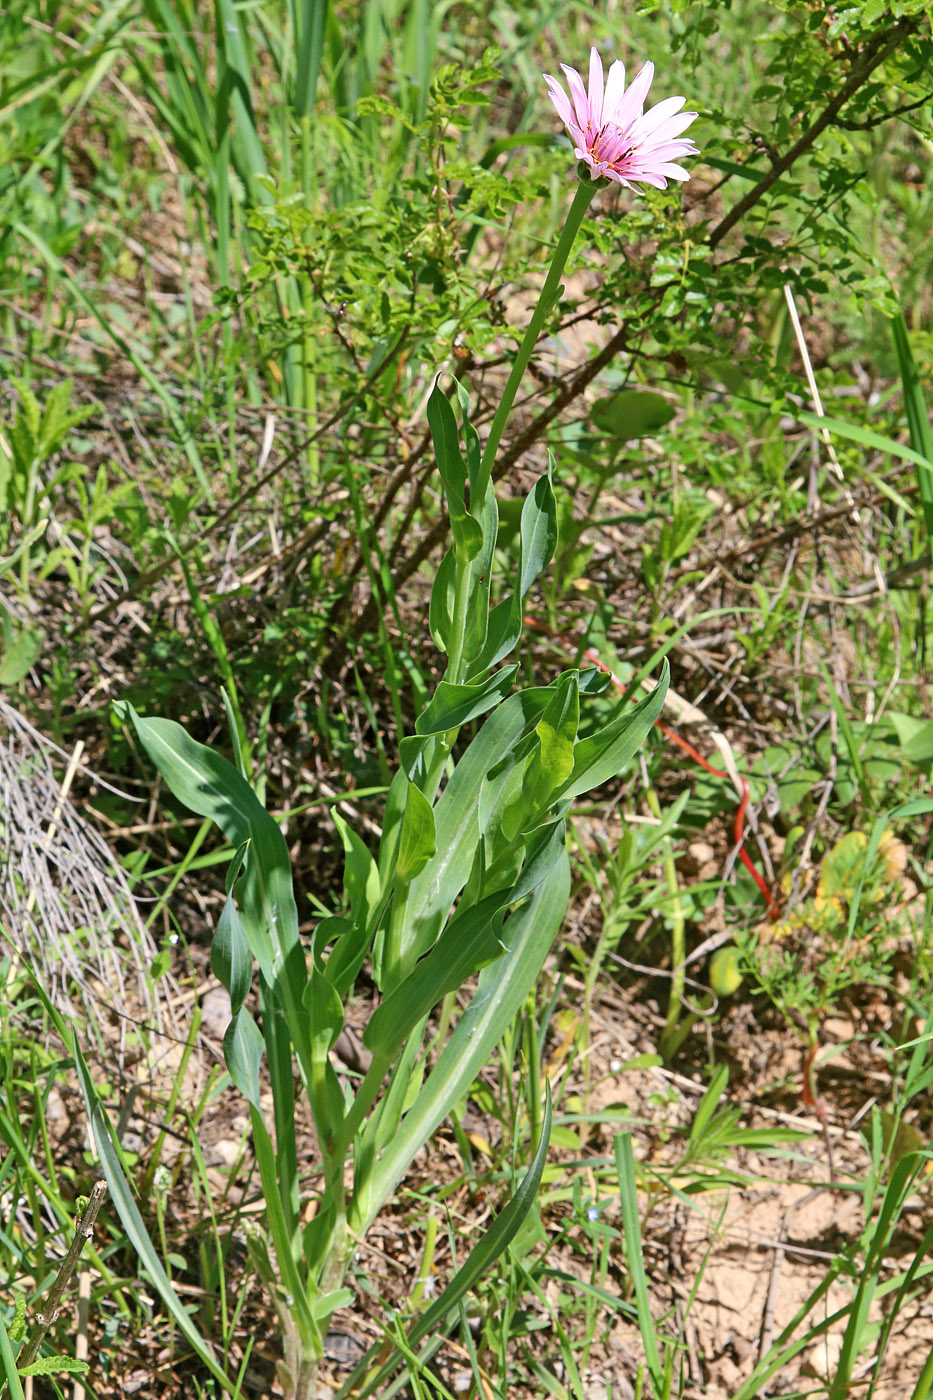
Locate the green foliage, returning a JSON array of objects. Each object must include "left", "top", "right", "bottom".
[
  {"left": 0, "top": 378, "right": 137, "bottom": 633},
  {"left": 738, "top": 824, "right": 917, "bottom": 1028},
  {"left": 0, "top": 379, "right": 92, "bottom": 529},
  {"left": 101, "top": 364, "right": 668, "bottom": 1387},
  {"left": 3, "top": 0, "right": 933, "bottom": 1395},
  {"left": 18, "top": 1355, "right": 89, "bottom": 1378}
]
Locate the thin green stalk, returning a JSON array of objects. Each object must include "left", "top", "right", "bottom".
[
  {"left": 442, "top": 178, "right": 599, "bottom": 694},
  {"left": 475, "top": 176, "right": 599, "bottom": 503},
  {"left": 650, "top": 785, "right": 686, "bottom": 1062},
  {"left": 300, "top": 174, "right": 320, "bottom": 484}
]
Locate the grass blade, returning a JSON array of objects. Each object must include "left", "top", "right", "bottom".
[
  {"left": 891, "top": 312, "right": 933, "bottom": 560},
  {"left": 0, "top": 1308, "right": 26, "bottom": 1400},
  {"left": 64, "top": 1032, "right": 233, "bottom": 1391},
  {"left": 615, "top": 1133, "right": 663, "bottom": 1394}
]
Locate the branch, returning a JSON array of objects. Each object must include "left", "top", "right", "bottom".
[
  {"left": 832, "top": 90, "right": 933, "bottom": 130},
  {"left": 709, "top": 16, "right": 920, "bottom": 248},
  {"left": 17, "top": 1183, "right": 107, "bottom": 1374}
]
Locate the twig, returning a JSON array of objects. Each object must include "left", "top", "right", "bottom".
[
  {"left": 709, "top": 19, "right": 920, "bottom": 248},
  {"left": 757, "top": 1223, "right": 786, "bottom": 1370},
  {"left": 833, "top": 91, "right": 933, "bottom": 130},
  {"left": 16, "top": 1183, "right": 107, "bottom": 1374}
]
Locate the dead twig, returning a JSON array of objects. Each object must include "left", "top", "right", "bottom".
[{"left": 15, "top": 1184, "right": 108, "bottom": 1377}]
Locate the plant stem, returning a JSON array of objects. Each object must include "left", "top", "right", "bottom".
[
  {"left": 649, "top": 784, "right": 686, "bottom": 1062},
  {"left": 475, "top": 176, "right": 599, "bottom": 505},
  {"left": 16, "top": 1183, "right": 107, "bottom": 1375},
  {"left": 441, "top": 176, "right": 600, "bottom": 695}
]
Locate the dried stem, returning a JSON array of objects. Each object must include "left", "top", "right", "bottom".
[{"left": 16, "top": 1183, "right": 107, "bottom": 1375}]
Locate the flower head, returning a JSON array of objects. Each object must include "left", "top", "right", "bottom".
[{"left": 544, "top": 47, "right": 698, "bottom": 191}]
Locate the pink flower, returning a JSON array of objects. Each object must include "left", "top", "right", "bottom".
[{"left": 544, "top": 47, "right": 698, "bottom": 191}]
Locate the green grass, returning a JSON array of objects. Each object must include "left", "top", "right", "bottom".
[{"left": 2, "top": 0, "right": 933, "bottom": 1395}]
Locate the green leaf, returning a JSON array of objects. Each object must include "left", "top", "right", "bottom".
[
  {"left": 519, "top": 464, "right": 558, "bottom": 599},
  {"left": 211, "top": 894, "right": 252, "bottom": 1013},
  {"left": 427, "top": 382, "right": 482, "bottom": 561},
  {"left": 0, "top": 522, "right": 47, "bottom": 582},
  {"left": 466, "top": 466, "right": 559, "bottom": 680},
  {"left": 0, "top": 1309, "right": 26, "bottom": 1400},
  {"left": 686, "top": 1065, "right": 729, "bottom": 1152},
  {"left": 0, "top": 628, "right": 43, "bottom": 686},
  {"left": 66, "top": 1034, "right": 234, "bottom": 1392},
  {"left": 891, "top": 313, "right": 933, "bottom": 561},
  {"left": 429, "top": 547, "right": 456, "bottom": 654},
  {"left": 9, "top": 1296, "right": 25, "bottom": 1345},
  {"left": 415, "top": 665, "right": 517, "bottom": 736},
  {"left": 522, "top": 672, "right": 579, "bottom": 816},
  {"left": 592, "top": 389, "right": 676, "bottom": 440},
  {"left": 312, "top": 1287, "right": 355, "bottom": 1321},
  {"left": 615, "top": 1134, "right": 663, "bottom": 1392},
  {"left": 558, "top": 664, "right": 668, "bottom": 802},
  {"left": 333, "top": 811, "right": 380, "bottom": 932},
  {"left": 465, "top": 590, "right": 522, "bottom": 678},
  {"left": 461, "top": 483, "right": 498, "bottom": 664},
  {"left": 903, "top": 723, "right": 933, "bottom": 765},
  {"left": 224, "top": 838, "right": 251, "bottom": 895},
  {"left": 294, "top": 0, "right": 328, "bottom": 120},
  {"left": 311, "top": 916, "right": 365, "bottom": 1000},
  {"left": 115, "top": 706, "right": 314, "bottom": 1093},
  {"left": 363, "top": 889, "right": 509, "bottom": 1059},
  {"left": 400, "top": 687, "right": 551, "bottom": 969},
  {"left": 889, "top": 712, "right": 933, "bottom": 769},
  {"left": 303, "top": 964, "right": 345, "bottom": 1055},
  {"left": 116, "top": 707, "right": 300, "bottom": 986},
  {"left": 223, "top": 1007, "right": 264, "bottom": 1108},
  {"left": 396, "top": 781, "right": 436, "bottom": 883},
  {"left": 796, "top": 408, "right": 933, "bottom": 478},
  {"left": 20, "top": 1356, "right": 89, "bottom": 1377},
  {"left": 456, "top": 378, "right": 482, "bottom": 499},
  {"left": 356, "top": 848, "right": 570, "bottom": 1231}
]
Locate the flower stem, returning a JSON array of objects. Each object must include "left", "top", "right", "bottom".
[
  {"left": 426, "top": 180, "right": 600, "bottom": 789},
  {"left": 475, "top": 177, "right": 598, "bottom": 503}
]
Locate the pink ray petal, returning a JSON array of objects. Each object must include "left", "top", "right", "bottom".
[
  {"left": 587, "top": 48, "right": 604, "bottom": 128},
  {"left": 650, "top": 162, "right": 692, "bottom": 181},
  {"left": 643, "top": 111, "right": 699, "bottom": 142},
  {"left": 638, "top": 94, "right": 687, "bottom": 136},
  {"left": 640, "top": 137, "right": 699, "bottom": 162},
  {"left": 615, "top": 60, "right": 654, "bottom": 129},
  {"left": 560, "top": 62, "right": 593, "bottom": 134},
  {"left": 543, "top": 73, "right": 575, "bottom": 131},
  {"left": 602, "top": 59, "right": 627, "bottom": 124}
]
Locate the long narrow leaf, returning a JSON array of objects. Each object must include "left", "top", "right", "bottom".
[
  {"left": 0, "top": 1308, "right": 26, "bottom": 1400},
  {"left": 339, "top": 1086, "right": 553, "bottom": 1400},
  {"left": 294, "top": 0, "right": 329, "bottom": 119},
  {"left": 70, "top": 1037, "right": 232, "bottom": 1391},
  {"left": 355, "top": 848, "right": 570, "bottom": 1231},
  {"left": 615, "top": 1134, "right": 663, "bottom": 1391},
  {"left": 796, "top": 408, "right": 933, "bottom": 477},
  {"left": 400, "top": 686, "right": 551, "bottom": 967},
  {"left": 909, "top": 1343, "right": 933, "bottom": 1400}
]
